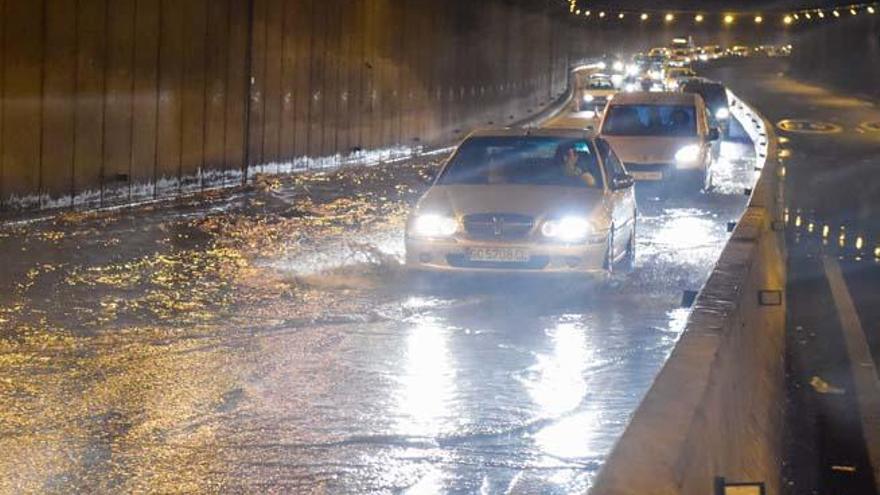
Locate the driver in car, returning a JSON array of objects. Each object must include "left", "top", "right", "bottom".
[{"left": 561, "top": 145, "right": 598, "bottom": 187}]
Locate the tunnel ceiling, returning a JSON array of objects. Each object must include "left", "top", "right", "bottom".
[{"left": 563, "top": 0, "right": 859, "bottom": 12}]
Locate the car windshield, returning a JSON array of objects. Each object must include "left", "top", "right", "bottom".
[
  {"left": 438, "top": 136, "right": 604, "bottom": 188},
  {"left": 589, "top": 79, "right": 614, "bottom": 89},
  {"left": 683, "top": 83, "right": 728, "bottom": 110},
  {"left": 602, "top": 104, "right": 697, "bottom": 137}
]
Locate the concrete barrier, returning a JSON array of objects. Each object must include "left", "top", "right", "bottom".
[{"left": 590, "top": 96, "right": 787, "bottom": 494}]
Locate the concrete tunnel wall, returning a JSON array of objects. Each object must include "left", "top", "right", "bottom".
[
  {"left": 0, "top": 0, "right": 726, "bottom": 214},
  {"left": 789, "top": 13, "right": 880, "bottom": 100},
  {"left": 0, "top": 0, "right": 600, "bottom": 213}
]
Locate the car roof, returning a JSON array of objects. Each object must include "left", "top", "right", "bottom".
[
  {"left": 467, "top": 127, "right": 595, "bottom": 140},
  {"left": 682, "top": 77, "right": 724, "bottom": 87},
  {"left": 608, "top": 91, "right": 699, "bottom": 105}
]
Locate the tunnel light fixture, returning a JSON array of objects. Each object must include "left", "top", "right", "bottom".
[
  {"left": 833, "top": 10, "right": 841, "bottom": 17},
  {"left": 618, "top": 12, "right": 625, "bottom": 19},
  {"left": 585, "top": 10, "right": 591, "bottom": 17},
  {"left": 695, "top": 14, "right": 704, "bottom": 23},
  {"left": 792, "top": 13, "right": 799, "bottom": 20},
  {"left": 665, "top": 13, "right": 675, "bottom": 22},
  {"left": 599, "top": 11, "right": 606, "bottom": 18},
  {"left": 804, "top": 12, "right": 812, "bottom": 19},
  {"left": 869, "top": 6, "right": 876, "bottom": 14},
  {"left": 754, "top": 15, "right": 763, "bottom": 24},
  {"left": 724, "top": 14, "right": 735, "bottom": 25},
  {"left": 783, "top": 15, "right": 793, "bottom": 24},
  {"left": 818, "top": 10, "right": 825, "bottom": 18},
  {"left": 575, "top": 9, "right": 581, "bottom": 15},
  {"left": 856, "top": 236, "right": 865, "bottom": 250},
  {"left": 640, "top": 13, "right": 649, "bottom": 21},
  {"left": 850, "top": 8, "right": 858, "bottom": 15}
]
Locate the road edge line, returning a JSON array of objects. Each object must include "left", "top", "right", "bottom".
[{"left": 823, "top": 255, "right": 880, "bottom": 491}]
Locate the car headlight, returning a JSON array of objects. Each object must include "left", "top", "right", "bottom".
[
  {"left": 715, "top": 108, "right": 730, "bottom": 120},
  {"left": 626, "top": 64, "right": 639, "bottom": 76},
  {"left": 582, "top": 94, "right": 595, "bottom": 103},
  {"left": 597, "top": 62, "right": 607, "bottom": 70},
  {"left": 612, "top": 61, "right": 625, "bottom": 72},
  {"left": 624, "top": 83, "right": 637, "bottom": 92},
  {"left": 541, "top": 217, "right": 593, "bottom": 242},
  {"left": 412, "top": 214, "right": 458, "bottom": 238},
  {"left": 675, "top": 144, "right": 702, "bottom": 166}
]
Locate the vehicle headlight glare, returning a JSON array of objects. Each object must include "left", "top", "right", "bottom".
[
  {"left": 583, "top": 94, "right": 595, "bottom": 103},
  {"left": 626, "top": 64, "right": 639, "bottom": 76},
  {"left": 413, "top": 214, "right": 458, "bottom": 237},
  {"left": 715, "top": 108, "right": 730, "bottom": 120},
  {"left": 613, "top": 61, "right": 625, "bottom": 72},
  {"left": 675, "top": 144, "right": 701, "bottom": 165},
  {"left": 542, "top": 217, "right": 593, "bottom": 242}
]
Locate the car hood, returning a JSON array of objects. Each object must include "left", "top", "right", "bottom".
[
  {"left": 600, "top": 135, "right": 701, "bottom": 164},
  {"left": 416, "top": 185, "right": 606, "bottom": 220},
  {"left": 584, "top": 89, "right": 616, "bottom": 98}
]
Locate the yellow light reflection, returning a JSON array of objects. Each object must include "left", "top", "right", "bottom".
[
  {"left": 526, "top": 320, "right": 590, "bottom": 416},
  {"left": 655, "top": 214, "right": 715, "bottom": 253},
  {"left": 396, "top": 317, "right": 456, "bottom": 437}
]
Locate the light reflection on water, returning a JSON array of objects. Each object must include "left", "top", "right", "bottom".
[
  {"left": 396, "top": 316, "right": 458, "bottom": 438},
  {"left": 526, "top": 318, "right": 590, "bottom": 418}
]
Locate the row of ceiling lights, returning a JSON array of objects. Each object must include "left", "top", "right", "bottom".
[{"left": 564, "top": 0, "right": 878, "bottom": 26}]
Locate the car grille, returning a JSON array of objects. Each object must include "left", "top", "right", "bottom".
[
  {"left": 463, "top": 213, "right": 534, "bottom": 241},
  {"left": 446, "top": 255, "right": 550, "bottom": 270}
]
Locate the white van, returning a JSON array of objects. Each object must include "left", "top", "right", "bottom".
[{"left": 598, "top": 92, "right": 720, "bottom": 192}]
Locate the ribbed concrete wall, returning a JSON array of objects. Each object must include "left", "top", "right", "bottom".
[
  {"left": 0, "top": 0, "right": 597, "bottom": 212},
  {"left": 790, "top": 14, "right": 880, "bottom": 99}
]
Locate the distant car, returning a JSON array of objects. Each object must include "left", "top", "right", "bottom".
[
  {"left": 680, "top": 79, "right": 731, "bottom": 136},
  {"left": 728, "top": 45, "right": 751, "bottom": 57},
  {"left": 666, "top": 48, "right": 692, "bottom": 67},
  {"left": 406, "top": 128, "right": 637, "bottom": 276},
  {"left": 697, "top": 45, "right": 723, "bottom": 61},
  {"left": 579, "top": 74, "right": 617, "bottom": 117},
  {"left": 598, "top": 92, "right": 721, "bottom": 192},
  {"left": 663, "top": 67, "right": 697, "bottom": 90}
]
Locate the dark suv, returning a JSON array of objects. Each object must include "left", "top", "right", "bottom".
[{"left": 681, "top": 79, "right": 731, "bottom": 137}]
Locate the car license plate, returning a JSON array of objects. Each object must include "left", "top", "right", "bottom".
[
  {"left": 468, "top": 247, "right": 530, "bottom": 263},
  {"left": 630, "top": 171, "right": 663, "bottom": 181}
]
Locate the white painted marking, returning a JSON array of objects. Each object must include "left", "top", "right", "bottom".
[{"left": 823, "top": 256, "right": 880, "bottom": 491}]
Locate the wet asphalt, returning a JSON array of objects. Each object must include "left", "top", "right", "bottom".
[{"left": 0, "top": 79, "right": 761, "bottom": 493}]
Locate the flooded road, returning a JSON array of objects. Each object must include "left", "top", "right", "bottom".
[{"left": 0, "top": 106, "right": 759, "bottom": 493}]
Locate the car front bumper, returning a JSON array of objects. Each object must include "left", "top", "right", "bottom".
[{"left": 405, "top": 237, "right": 608, "bottom": 275}]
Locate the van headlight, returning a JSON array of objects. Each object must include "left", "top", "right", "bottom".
[
  {"left": 411, "top": 214, "right": 458, "bottom": 238},
  {"left": 541, "top": 217, "right": 593, "bottom": 242},
  {"left": 582, "top": 94, "right": 595, "bottom": 103},
  {"left": 715, "top": 108, "right": 730, "bottom": 120},
  {"left": 675, "top": 144, "right": 702, "bottom": 166}
]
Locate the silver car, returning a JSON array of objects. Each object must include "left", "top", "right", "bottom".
[{"left": 405, "top": 128, "right": 637, "bottom": 277}]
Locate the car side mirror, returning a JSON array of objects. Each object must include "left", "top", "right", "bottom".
[
  {"left": 611, "top": 174, "right": 635, "bottom": 190},
  {"left": 708, "top": 127, "right": 721, "bottom": 141}
]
